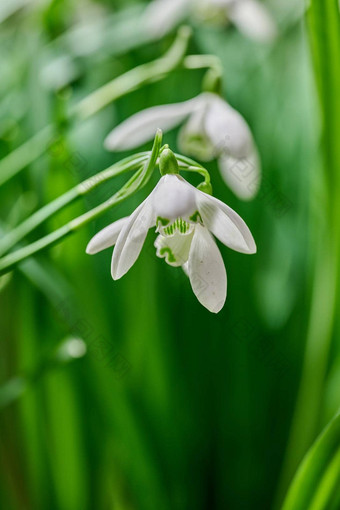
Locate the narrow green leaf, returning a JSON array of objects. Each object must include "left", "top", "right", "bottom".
[
  {"left": 282, "top": 411, "right": 340, "bottom": 510},
  {"left": 0, "top": 131, "right": 162, "bottom": 275},
  {"left": 0, "top": 153, "right": 149, "bottom": 257}
]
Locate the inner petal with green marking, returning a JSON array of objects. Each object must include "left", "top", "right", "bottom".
[
  {"left": 156, "top": 212, "right": 203, "bottom": 237},
  {"left": 154, "top": 230, "right": 194, "bottom": 267}
]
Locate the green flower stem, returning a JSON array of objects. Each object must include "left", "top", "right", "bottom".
[
  {"left": 0, "top": 153, "right": 149, "bottom": 257},
  {"left": 184, "top": 55, "right": 223, "bottom": 94},
  {"left": 0, "top": 182, "right": 134, "bottom": 276},
  {"left": 74, "top": 26, "right": 192, "bottom": 120},
  {"left": 0, "top": 27, "right": 191, "bottom": 187},
  {"left": 183, "top": 54, "right": 222, "bottom": 75},
  {"left": 176, "top": 154, "right": 211, "bottom": 185},
  {"left": 0, "top": 130, "right": 162, "bottom": 275}
]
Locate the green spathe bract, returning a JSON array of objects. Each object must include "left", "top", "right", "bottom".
[{"left": 159, "top": 148, "right": 179, "bottom": 176}]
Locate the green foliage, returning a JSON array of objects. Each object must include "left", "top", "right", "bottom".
[{"left": 0, "top": 1, "right": 340, "bottom": 509}]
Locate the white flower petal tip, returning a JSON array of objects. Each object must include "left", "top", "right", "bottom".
[
  {"left": 196, "top": 192, "right": 256, "bottom": 254},
  {"left": 218, "top": 148, "right": 261, "bottom": 201},
  {"left": 188, "top": 225, "right": 227, "bottom": 313},
  {"left": 86, "top": 217, "right": 129, "bottom": 255}
]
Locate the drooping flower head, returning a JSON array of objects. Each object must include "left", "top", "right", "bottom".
[{"left": 87, "top": 146, "right": 256, "bottom": 313}]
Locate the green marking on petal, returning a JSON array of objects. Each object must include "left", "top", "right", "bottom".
[
  {"left": 157, "top": 216, "right": 170, "bottom": 226},
  {"left": 158, "top": 217, "right": 194, "bottom": 237},
  {"left": 189, "top": 211, "right": 203, "bottom": 223},
  {"left": 160, "top": 247, "right": 176, "bottom": 263}
]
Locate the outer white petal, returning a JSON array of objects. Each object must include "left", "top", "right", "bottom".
[
  {"left": 86, "top": 217, "right": 129, "bottom": 254},
  {"left": 104, "top": 99, "right": 198, "bottom": 151},
  {"left": 218, "top": 147, "right": 261, "bottom": 200},
  {"left": 154, "top": 230, "right": 193, "bottom": 267},
  {"left": 111, "top": 195, "right": 156, "bottom": 280},
  {"left": 187, "top": 225, "right": 227, "bottom": 313},
  {"left": 196, "top": 191, "right": 256, "bottom": 254},
  {"left": 152, "top": 174, "right": 197, "bottom": 221},
  {"left": 229, "top": 0, "right": 277, "bottom": 43},
  {"left": 203, "top": 93, "right": 255, "bottom": 159},
  {"left": 182, "top": 261, "right": 189, "bottom": 276},
  {"left": 142, "top": 0, "right": 190, "bottom": 38}
]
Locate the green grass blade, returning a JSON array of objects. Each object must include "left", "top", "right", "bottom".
[{"left": 281, "top": 411, "right": 340, "bottom": 510}]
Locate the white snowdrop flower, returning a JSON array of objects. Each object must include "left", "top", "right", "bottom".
[
  {"left": 143, "top": 0, "right": 277, "bottom": 43},
  {"left": 104, "top": 92, "right": 260, "bottom": 200},
  {"left": 86, "top": 158, "right": 256, "bottom": 313}
]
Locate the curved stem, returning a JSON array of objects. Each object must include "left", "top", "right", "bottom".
[
  {"left": 176, "top": 154, "right": 211, "bottom": 185},
  {"left": 74, "top": 26, "right": 192, "bottom": 120},
  {"left": 0, "top": 27, "right": 191, "bottom": 186},
  {"left": 183, "top": 54, "right": 222, "bottom": 74}
]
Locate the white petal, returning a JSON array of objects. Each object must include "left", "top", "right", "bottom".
[
  {"left": 188, "top": 225, "right": 227, "bottom": 313},
  {"left": 152, "top": 174, "right": 197, "bottom": 221},
  {"left": 196, "top": 191, "right": 256, "bottom": 253},
  {"left": 104, "top": 99, "right": 198, "bottom": 151},
  {"left": 182, "top": 261, "right": 189, "bottom": 276},
  {"left": 154, "top": 230, "right": 193, "bottom": 267},
  {"left": 218, "top": 147, "right": 261, "bottom": 200},
  {"left": 142, "top": 0, "right": 189, "bottom": 38},
  {"left": 111, "top": 196, "right": 155, "bottom": 280},
  {"left": 204, "top": 93, "right": 255, "bottom": 159},
  {"left": 86, "top": 217, "right": 129, "bottom": 254},
  {"left": 229, "top": 0, "right": 277, "bottom": 43}
]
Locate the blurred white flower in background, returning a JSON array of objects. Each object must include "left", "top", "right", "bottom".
[
  {"left": 86, "top": 167, "right": 256, "bottom": 313},
  {"left": 104, "top": 92, "right": 261, "bottom": 200},
  {"left": 143, "top": 0, "right": 277, "bottom": 42}
]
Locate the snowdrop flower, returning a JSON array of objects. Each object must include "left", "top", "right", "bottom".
[
  {"left": 144, "top": 0, "right": 277, "bottom": 43},
  {"left": 105, "top": 92, "right": 260, "bottom": 200},
  {"left": 86, "top": 150, "right": 256, "bottom": 313}
]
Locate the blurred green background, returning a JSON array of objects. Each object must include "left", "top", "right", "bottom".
[{"left": 1, "top": 0, "right": 340, "bottom": 509}]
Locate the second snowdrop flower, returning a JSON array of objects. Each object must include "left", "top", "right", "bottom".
[{"left": 105, "top": 92, "right": 260, "bottom": 200}]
